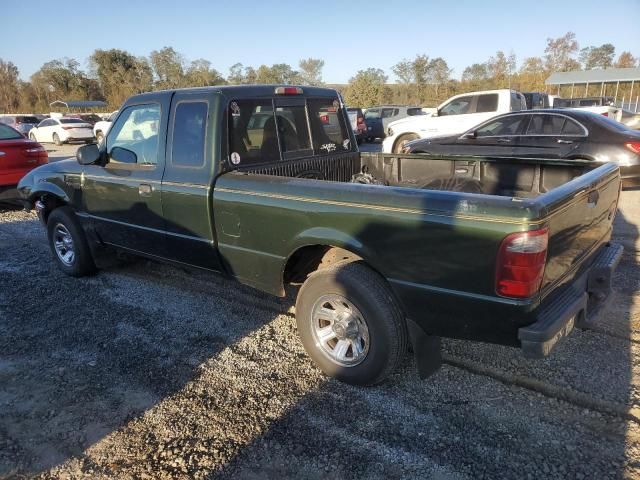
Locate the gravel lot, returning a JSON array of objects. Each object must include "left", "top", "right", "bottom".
[{"left": 0, "top": 170, "right": 638, "bottom": 478}]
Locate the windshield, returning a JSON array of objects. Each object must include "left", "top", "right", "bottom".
[
  {"left": 60, "top": 118, "right": 87, "bottom": 124},
  {"left": 0, "top": 124, "right": 24, "bottom": 140}
]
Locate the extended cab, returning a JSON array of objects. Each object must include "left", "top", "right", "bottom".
[
  {"left": 18, "top": 85, "right": 623, "bottom": 385},
  {"left": 383, "top": 89, "right": 527, "bottom": 153}
]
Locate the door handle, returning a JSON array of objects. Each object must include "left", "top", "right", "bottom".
[
  {"left": 139, "top": 183, "right": 153, "bottom": 196},
  {"left": 496, "top": 138, "right": 512, "bottom": 143},
  {"left": 556, "top": 139, "right": 573, "bottom": 144}
]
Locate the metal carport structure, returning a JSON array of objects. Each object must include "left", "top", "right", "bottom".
[
  {"left": 546, "top": 67, "right": 640, "bottom": 111},
  {"left": 49, "top": 100, "right": 107, "bottom": 111}
]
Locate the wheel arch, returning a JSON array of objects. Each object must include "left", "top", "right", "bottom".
[{"left": 28, "top": 187, "right": 70, "bottom": 223}]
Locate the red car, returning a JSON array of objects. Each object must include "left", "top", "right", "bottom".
[{"left": 0, "top": 123, "right": 48, "bottom": 203}]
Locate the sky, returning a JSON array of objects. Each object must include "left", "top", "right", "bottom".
[{"left": 2, "top": 0, "right": 640, "bottom": 84}]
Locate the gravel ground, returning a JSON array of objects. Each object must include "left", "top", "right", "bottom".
[{"left": 0, "top": 190, "right": 638, "bottom": 480}]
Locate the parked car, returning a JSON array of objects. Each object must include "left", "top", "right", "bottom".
[
  {"left": 67, "top": 113, "right": 102, "bottom": 126},
  {"left": 0, "top": 123, "right": 48, "bottom": 203},
  {"left": 383, "top": 90, "right": 527, "bottom": 153},
  {"left": 28, "top": 117, "right": 95, "bottom": 145},
  {"left": 93, "top": 111, "right": 118, "bottom": 144},
  {"left": 346, "top": 107, "right": 367, "bottom": 144},
  {"left": 0, "top": 115, "right": 41, "bottom": 137},
  {"left": 19, "top": 85, "right": 622, "bottom": 385},
  {"left": 364, "top": 105, "right": 425, "bottom": 142},
  {"left": 403, "top": 109, "right": 640, "bottom": 188}
]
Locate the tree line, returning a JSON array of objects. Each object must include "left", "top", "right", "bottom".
[{"left": 0, "top": 32, "right": 638, "bottom": 113}]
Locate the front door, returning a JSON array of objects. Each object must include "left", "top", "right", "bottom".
[{"left": 79, "top": 96, "right": 169, "bottom": 255}]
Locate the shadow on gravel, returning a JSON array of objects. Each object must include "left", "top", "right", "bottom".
[{"left": 0, "top": 224, "right": 281, "bottom": 476}]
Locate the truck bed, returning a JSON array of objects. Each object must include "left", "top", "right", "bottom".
[{"left": 216, "top": 152, "right": 620, "bottom": 348}]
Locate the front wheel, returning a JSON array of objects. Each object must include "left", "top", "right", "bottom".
[
  {"left": 393, "top": 133, "right": 419, "bottom": 153},
  {"left": 47, "top": 207, "right": 96, "bottom": 277},
  {"left": 295, "top": 261, "right": 408, "bottom": 385},
  {"left": 53, "top": 133, "right": 63, "bottom": 146}
]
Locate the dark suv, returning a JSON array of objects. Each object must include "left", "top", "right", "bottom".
[{"left": 364, "top": 105, "right": 424, "bottom": 142}]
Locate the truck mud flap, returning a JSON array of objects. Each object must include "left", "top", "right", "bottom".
[{"left": 406, "top": 318, "right": 442, "bottom": 379}]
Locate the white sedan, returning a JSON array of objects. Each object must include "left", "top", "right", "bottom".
[{"left": 29, "top": 117, "right": 95, "bottom": 145}]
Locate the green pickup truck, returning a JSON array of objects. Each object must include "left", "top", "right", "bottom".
[{"left": 18, "top": 85, "right": 623, "bottom": 385}]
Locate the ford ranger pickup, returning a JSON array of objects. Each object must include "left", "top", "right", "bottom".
[{"left": 18, "top": 85, "right": 623, "bottom": 385}]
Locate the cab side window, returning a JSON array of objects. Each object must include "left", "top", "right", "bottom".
[
  {"left": 171, "top": 102, "right": 208, "bottom": 167},
  {"left": 107, "top": 104, "right": 161, "bottom": 165}
]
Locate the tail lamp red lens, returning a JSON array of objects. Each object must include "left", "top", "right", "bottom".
[
  {"left": 496, "top": 228, "right": 548, "bottom": 299},
  {"left": 357, "top": 117, "right": 364, "bottom": 125},
  {"left": 601, "top": 112, "right": 609, "bottom": 117},
  {"left": 625, "top": 142, "right": 640, "bottom": 154}
]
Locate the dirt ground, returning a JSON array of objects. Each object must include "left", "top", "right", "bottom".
[{"left": 0, "top": 188, "right": 638, "bottom": 480}]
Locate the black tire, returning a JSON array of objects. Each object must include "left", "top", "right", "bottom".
[
  {"left": 53, "top": 133, "right": 62, "bottom": 146},
  {"left": 47, "top": 207, "right": 96, "bottom": 277},
  {"left": 393, "top": 133, "right": 419, "bottom": 153},
  {"left": 295, "top": 261, "right": 408, "bottom": 385}
]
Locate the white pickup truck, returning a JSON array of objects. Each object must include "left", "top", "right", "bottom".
[{"left": 382, "top": 89, "right": 527, "bottom": 153}]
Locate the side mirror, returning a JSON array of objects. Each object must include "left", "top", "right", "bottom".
[
  {"left": 462, "top": 131, "right": 477, "bottom": 139},
  {"left": 76, "top": 143, "right": 101, "bottom": 165},
  {"left": 110, "top": 146, "right": 137, "bottom": 164}
]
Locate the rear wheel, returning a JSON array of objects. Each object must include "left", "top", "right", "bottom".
[
  {"left": 53, "top": 133, "right": 62, "bottom": 146},
  {"left": 393, "top": 133, "right": 419, "bottom": 153},
  {"left": 295, "top": 261, "right": 408, "bottom": 385},
  {"left": 47, "top": 207, "right": 96, "bottom": 277}
]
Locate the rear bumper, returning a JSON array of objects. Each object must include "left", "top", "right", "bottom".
[{"left": 518, "top": 242, "right": 623, "bottom": 358}]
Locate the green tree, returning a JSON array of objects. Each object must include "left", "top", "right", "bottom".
[
  {"left": 580, "top": 43, "right": 615, "bottom": 69},
  {"left": 90, "top": 49, "right": 152, "bottom": 107},
  {"left": 461, "top": 63, "right": 489, "bottom": 90},
  {"left": 544, "top": 32, "right": 580, "bottom": 72},
  {"left": 298, "top": 58, "right": 324, "bottom": 85},
  {"left": 343, "top": 68, "right": 390, "bottom": 108},
  {"left": 518, "top": 56, "right": 546, "bottom": 91},
  {"left": 227, "top": 63, "right": 245, "bottom": 84},
  {"left": 487, "top": 51, "right": 516, "bottom": 88},
  {"left": 429, "top": 57, "right": 451, "bottom": 99},
  {"left": 0, "top": 58, "right": 20, "bottom": 112},
  {"left": 149, "top": 47, "right": 185, "bottom": 89},
  {"left": 184, "top": 59, "right": 226, "bottom": 87}
]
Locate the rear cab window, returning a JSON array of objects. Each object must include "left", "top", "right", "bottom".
[
  {"left": 475, "top": 94, "right": 499, "bottom": 113},
  {"left": 228, "top": 96, "right": 353, "bottom": 167}
]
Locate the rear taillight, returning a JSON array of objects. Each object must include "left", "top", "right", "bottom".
[
  {"left": 601, "top": 112, "right": 609, "bottom": 117},
  {"left": 625, "top": 142, "right": 640, "bottom": 154},
  {"left": 496, "top": 228, "right": 548, "bottom": 299},
  {"left": 357, "top": 117, "right": 364, "bottom": 125},
  {"left": 62, "top": 125, "right": 74, "bottom": 130}
]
